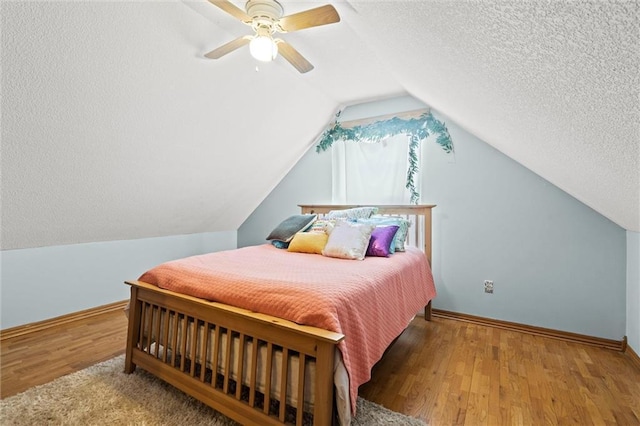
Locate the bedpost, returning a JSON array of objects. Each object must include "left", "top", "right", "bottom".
[
  {"left": 424, "top": 300, "right": 432, "bottom": 321},
  {"left": 422, "top": 206, "right": 434, "bottom": 322},
  {"left": 124, "top": 285, "right": 140, "bottom": 374},
  {"left": 313, "top": 341, "right": 336, "bottom": 426},
  {"left": 424, "top": 206, "right": 432, "bottom": 267}
]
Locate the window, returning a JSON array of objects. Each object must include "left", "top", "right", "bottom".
[
  {"left": 316, "top": 108, "right": 453, "bottom": 204},
  {"left": 331, "top": 133, "right": 419, "bottom": 204}
]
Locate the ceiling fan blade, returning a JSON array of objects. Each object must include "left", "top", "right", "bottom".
[
  {"left": 277, "top": 4, "right": 340, "bottom": 32},
  {"left": 276, "top": 40, "right": 314, "bottom": 73},
  {"left": 207, "top": 0, "right": 252, "bottom": 23},
  {"left": 205, "top": 36, "right": 251, "bottom": 59}
]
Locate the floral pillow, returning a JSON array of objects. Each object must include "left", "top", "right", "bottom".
[
  {"left": 307, "top": 219, "right": 338, "bottom": 235},
  {"left": 322, "top": 221, "right": 375, "bottom": 261},
  {"left": 325, "top": 207, "right": 378, "bottom": 221}
]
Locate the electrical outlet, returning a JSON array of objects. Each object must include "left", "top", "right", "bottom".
[{"left": 484, "top": 280, "right": 494, "bottom": 294}]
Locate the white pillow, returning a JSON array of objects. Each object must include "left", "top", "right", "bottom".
[{"left": 322, "top": 221, "right": 375, "bottom": 260}]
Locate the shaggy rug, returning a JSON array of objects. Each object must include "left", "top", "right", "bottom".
[{"left": 0, "top": 355, "right": 426, "bottom": 425}]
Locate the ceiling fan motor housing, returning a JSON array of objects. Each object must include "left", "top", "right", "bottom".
[{"left": 246, "top": 0, "right": 283, "bottom": 31}]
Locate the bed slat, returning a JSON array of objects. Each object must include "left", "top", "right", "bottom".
[
  {"left": 189, "top": 318, "right": 198, "bottom": 377},
  {"left": 223, "top": 329, "right": 233, "bottom": 394},
  {"left": 161, "top": 309, "right": 170, "bottom": 363},
  {"left": 296, "top": 353, "right": 306, "bottom": 426},
  {"left": 138, "top": 302, "right": 147, "bottom": 350},
  {"left": 170, "top": 310, "right": 179, "bottom": 366},
  {"left": 264, "top": 342, "right": 274, "bottom": 415},
  {"left": 152, "top": 305, "right": 159, "bottom": 353},
  {"left": 249, "top": 338, "right": 259, "bottom": 408},
  {"left": 279, "top": 347, "right": 289, "bottom": 422},
  {"left": 200, "top": 322, "right": 210, "bottom": 382},
  {"left": 179, "top": 315, "right": 188, "bottom": 372},
  {"left": 236, "top": 333, "right": 246, "bottom": 400}
]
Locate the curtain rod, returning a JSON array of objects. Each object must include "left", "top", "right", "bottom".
[{"left": 339, "top": 108, "right": 430, "bottom": 129}]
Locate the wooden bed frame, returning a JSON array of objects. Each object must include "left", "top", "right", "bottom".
[{"left": 124, "top": 204, "right": 435, "bottom": 426}]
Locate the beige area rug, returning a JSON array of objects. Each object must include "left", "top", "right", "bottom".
[{"left": 1, "top": 355, "right": 426, "bottom": 425}]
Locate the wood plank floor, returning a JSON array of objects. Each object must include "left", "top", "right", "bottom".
[
  {"left": 1, "top": 309, "right": 129, "bottom": 399},
  {"left": 2, "top": 310, "right": 639, "bottom": 425},
  {"left": 360, "top": 317, "right": 640, "bottom": 425}
]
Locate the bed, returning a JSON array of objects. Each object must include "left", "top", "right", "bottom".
[{"left": 124, "top": 204, "right": 436, "bottom": 426}]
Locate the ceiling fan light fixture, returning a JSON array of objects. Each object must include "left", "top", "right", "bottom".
[
  {"left": 206, "top": 0, "right": 340, "bottom": 73},
  {"left": 249, "top": 35, "right": 278, "bottom": 62}
]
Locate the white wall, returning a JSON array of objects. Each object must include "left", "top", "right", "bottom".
[
  {"left": 1, "top": 1, "right": 335, "bottom": 250},
  {"left": 1, "top": 231, "right": 236, "bottom": 329},
  {"left": 627, "top": 231, "right": 640, "bottom": 353},
  {"left": 239, "top": 96, "right": 628, "bottom": 340}
]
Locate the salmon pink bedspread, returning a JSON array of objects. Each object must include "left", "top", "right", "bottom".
[{"left": 139, "top": 244, "right": 436, "bottom": 414}]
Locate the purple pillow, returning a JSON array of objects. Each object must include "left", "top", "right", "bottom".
[{"left": 366, "top": 225, "right": 400, "bottom": 257}]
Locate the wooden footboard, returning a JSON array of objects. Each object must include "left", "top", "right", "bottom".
[{"left": 124, "top": 280, "right": 344, "bottom": 426}]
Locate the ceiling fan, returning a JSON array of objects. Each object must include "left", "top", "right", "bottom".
[{"left": 204, "top": 0, "right": 340, "bottom": 73}]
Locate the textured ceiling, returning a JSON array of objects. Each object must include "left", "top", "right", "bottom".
[
  {"left": 345, "top": 0, "right": 639, "bottom": 232},
  {"left": 1, "top": 0, "right": 639, "bottom": 250}
]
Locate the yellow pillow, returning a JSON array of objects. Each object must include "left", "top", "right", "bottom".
[{"left": 287, "top": 232, "right": 329, "bottom": 255}]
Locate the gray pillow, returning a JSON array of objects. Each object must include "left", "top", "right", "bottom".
[{"left": 266, "top": 214, "right": 317, "bottom": 243}]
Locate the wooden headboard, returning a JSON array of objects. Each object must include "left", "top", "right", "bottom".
[{"left": 299, "top": 204, "right": 436, "bottom": 265}]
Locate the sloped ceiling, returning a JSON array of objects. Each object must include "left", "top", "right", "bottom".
[
  {"left": 1, "top": 1, "right": 638, "bottom": 250},
  {"left": 345, "top": 0, "right": 639, "bottom": 232}
]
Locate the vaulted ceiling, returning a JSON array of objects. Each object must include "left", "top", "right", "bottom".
[{"left": 2, "top": 0, "right": 638, "bottom": 250}]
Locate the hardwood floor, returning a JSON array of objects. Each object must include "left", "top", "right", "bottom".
[
  {"left": 360, "top": 317, "right": 640, "bottom": 425},
  {"left": 2, "top": 310, "right": 639, "bottom": 425},
  {"left": 1, "top": 309, "right": 128, "bottom": 399}
]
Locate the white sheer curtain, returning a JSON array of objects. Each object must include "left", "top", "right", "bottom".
[{"left": 331, "top": 134, "right": 421, "bottom": 204}]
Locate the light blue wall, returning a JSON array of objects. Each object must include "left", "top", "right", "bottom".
[
  {"left": 238, "top": 96, "right": 628, "bottom": 340},
  {"left": 238, "top": 141, "right": 332, "bottom": 248},
  {"left": 627, "top": 231, "right": 640, "bottom": 353},
  {"left": 1, "top": 231, "right": 236, "bottom": 329},
  {"left": 424, "top": 110, "right": 625, "bottom": 339}
]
